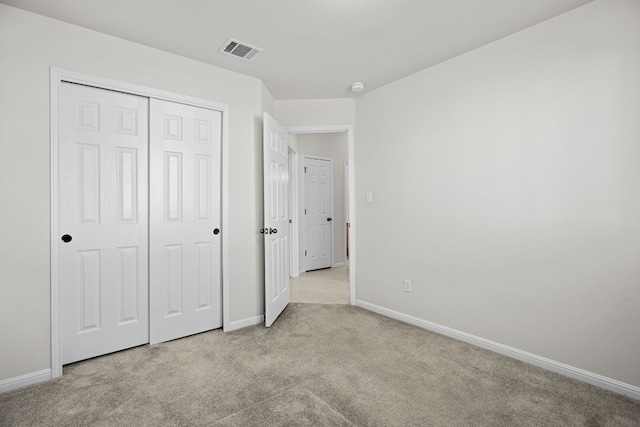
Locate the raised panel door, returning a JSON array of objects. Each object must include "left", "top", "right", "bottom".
[
  {"left": 149, "top": 99, "right": 222, "bottom": 344},
  {"left": 263, "top": 113, "right": 290, "bottom": 327},
  {"left": 59, "top": 82, "right": 149, "bottom": 364},
  {"left": 305, "top": 157, "right": 332, "bottom": 271}
]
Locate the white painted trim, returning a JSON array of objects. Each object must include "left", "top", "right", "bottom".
[
  {"left": 50, "top": 71, "right": 62, "bottom": 379},
  {"left": 347, "top": 128, "right": 355, "bottom": 306},
  {"left": 50, "top": 67, "right": 230, "bottom": 369},
  {"left": 226, "top": 315, "right": 265, "bottom": 332},
  {"left": 50, "top": 68, "right": 229, "bottom": 111},
  {"left": 287, "top": 146, "right": 300, "bottom": 278},
  {"left": 343, "top": 160, "right": 350, "bottom": 222},
  {"left": 333, "top": 262, "right": 346, "bottom": 268},
  {"left": 221, "top": 100, "right": 231, "bottom": 333},
  {"left": 0, "top": 369, "right": 52, "bottom": 394},
  {"left": 287, "top": 125, "right": 351, "bottom": 134},
  {"left": 287, "top": 125, "right": 355, "bottom": 306},
  {"left": 355, "top": 300, "right": 640, "bottom": 400}
]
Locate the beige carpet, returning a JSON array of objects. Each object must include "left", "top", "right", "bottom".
[
  {"left": 1, "top": 303, "right": 639, "bottom": 426},
  {"left": 291, "top": 266, "right": 349, "bottom": 304}
]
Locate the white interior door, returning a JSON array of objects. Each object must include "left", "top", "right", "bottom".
[
  {"left": 149, "top": 99, "right": 222, "bottom": 343},
  {"left": 304, "top": 157, "right": 332, "bottom": 271},
  {"left": 263, "top": 113, "right": 290, "bottom": 327},
  {"left": 59, "top": 82, "right": 149, "bottom": 364}
]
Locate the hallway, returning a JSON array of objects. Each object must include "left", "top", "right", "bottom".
[{"left": 290, "top": 266, "right": 349, "bottom": 304}]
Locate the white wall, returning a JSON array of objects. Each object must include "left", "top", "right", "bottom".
[
  {"left": 274, "top": 98, "right": 356, "bottom": 127},
  {"left": 356, "top": 0, "right": 640, "bottom": 387},
  {"left": 261, "top": 82, "right": 276, "bottom": 117},
  {"left": 0, "top": 5, "right": 266, "bottom": 382},
  {"left": 298, "top": 133, "right": 349, "bottom": 270}
]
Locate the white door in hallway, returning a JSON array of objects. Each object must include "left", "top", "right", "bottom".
[
  {"left": 304, "top": 157, "right": 332, "bottom": 271},
  {"left": 149, "top": 99, "right": 223, "bottom": 344},
  {"left": 263, "top": 113, "right": 290, "bottom": 327},
  {"left": 59, "top": 82, "right": 149, "bottom": 364}
]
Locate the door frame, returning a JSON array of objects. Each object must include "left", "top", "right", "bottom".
[
  {"left": 344, "top": 160, "right": 350, "bottom": 262},
  {"left": 288, "top": 147, "right": 299, "bottom": 278},
  {"left": 301, "top": 155, "right": 334, "bottom": 271},
  {"left": 286, "top": 125, "right": 356, "bottom": 305},
  {"left": 50, "top": 68, "right": 230, "bottom": 378}
]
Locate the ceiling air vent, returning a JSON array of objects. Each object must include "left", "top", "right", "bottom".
[{"left": 219, "top": 38, "right": 263, "bottom": 62}]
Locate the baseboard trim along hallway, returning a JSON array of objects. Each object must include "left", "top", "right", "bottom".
[{"left": 355, "top": 299, "right": 640, "bottom": 401}]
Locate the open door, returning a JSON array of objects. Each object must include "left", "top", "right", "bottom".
[{"left": 263, "top": 113, "right": 290, "bottom": 327}]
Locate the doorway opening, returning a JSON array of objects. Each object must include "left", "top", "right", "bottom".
[{"left": 286, "top": 127, "right": 355, "bottom": 306}]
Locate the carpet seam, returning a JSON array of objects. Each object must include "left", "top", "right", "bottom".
[{"left": 210, "top": 381, "right": 306, "bottom": 425}]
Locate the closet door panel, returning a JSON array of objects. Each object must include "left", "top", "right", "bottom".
[
  {"left": 149, "top": 99, "right": 222, "bottom": 344},
  {"left": 59, "top": 82, "right": 149, "bottom": 364}
]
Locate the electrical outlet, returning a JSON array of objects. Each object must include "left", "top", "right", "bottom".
[{"left": 404, "top": 279, "right": 412, "bottom": 293}]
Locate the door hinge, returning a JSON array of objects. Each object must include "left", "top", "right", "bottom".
[
  {"left": 304, "top": 209, "right": 306, "bottom": 215},
  {"left": 304, "top": 167, "right": 307, "bottom": 173},
  {"left": 289, "top": 219, "right": 292, "bottom": 223},
  {"left": 305, "top": 250, "right": 307, "bottom": 256}
]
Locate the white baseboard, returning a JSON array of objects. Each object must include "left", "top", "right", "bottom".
[
  {"left": 355, "top": 300, "right": 640, "bottom": 401},
  {"left": 333, "top": 262, "right": 346, "bottom": 268},
  {"left": 225, "top": 315, "right": 264, "bottom": 332},
  {"left": 0, "top": 369, "right": 52, "bottom": 394}
]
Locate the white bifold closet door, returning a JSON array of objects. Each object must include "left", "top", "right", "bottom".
[
  {"left": 59, "top": 83, "right": 149, "bottom": 364},
  {"left": 149, "top": 99, "right": 222, "bottom": 344}
]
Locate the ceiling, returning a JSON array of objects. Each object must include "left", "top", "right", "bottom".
[{"left": 0, "top": 0, "right": 592, "bottom": 100}]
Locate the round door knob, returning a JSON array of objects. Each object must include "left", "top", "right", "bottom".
[
  {"left": 213, "top": 228, "right": 220, "bottom": 235},
  {"left": 61, "top": 234, "right": 72, "bottom": 243},
  {"left": 270, "top": 228, "right": 278, "bottom": 234},
  {"left": 327, "top": 218, "right": 333, "bottom": 222},
  {"left": 260, "top": 228, "right": 266, "bottom": 234}
]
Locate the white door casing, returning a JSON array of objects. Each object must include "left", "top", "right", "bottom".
[
  {"left": 288, "top": 147, "right": 300, "bottom": 278},
  {"left": 149, "top": 99, "right": 223, "bottom": 344},
  {"left": 304, "top": 157, "right": 332, "bottom": 271},
  {"left": 263, "top": 113, "right": 290, "bottom": 327},
  {"left": 59, "top": 82, "right": 149, "bottom": 364}
]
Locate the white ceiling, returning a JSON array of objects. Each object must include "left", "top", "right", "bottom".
[{"left": 0, "top": 0, "right": 592, "bottom": 100}]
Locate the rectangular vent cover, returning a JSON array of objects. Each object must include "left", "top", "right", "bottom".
[{"left": 219, "top": 38, "right": 263, "bottom": 61}]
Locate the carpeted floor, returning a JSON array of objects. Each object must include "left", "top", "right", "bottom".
[
  {"left": 291, "top": 266, "right": 349, "bottom": 304},
  {"left": 1, "top": 303, "right": 639, "bottom": 426}
]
